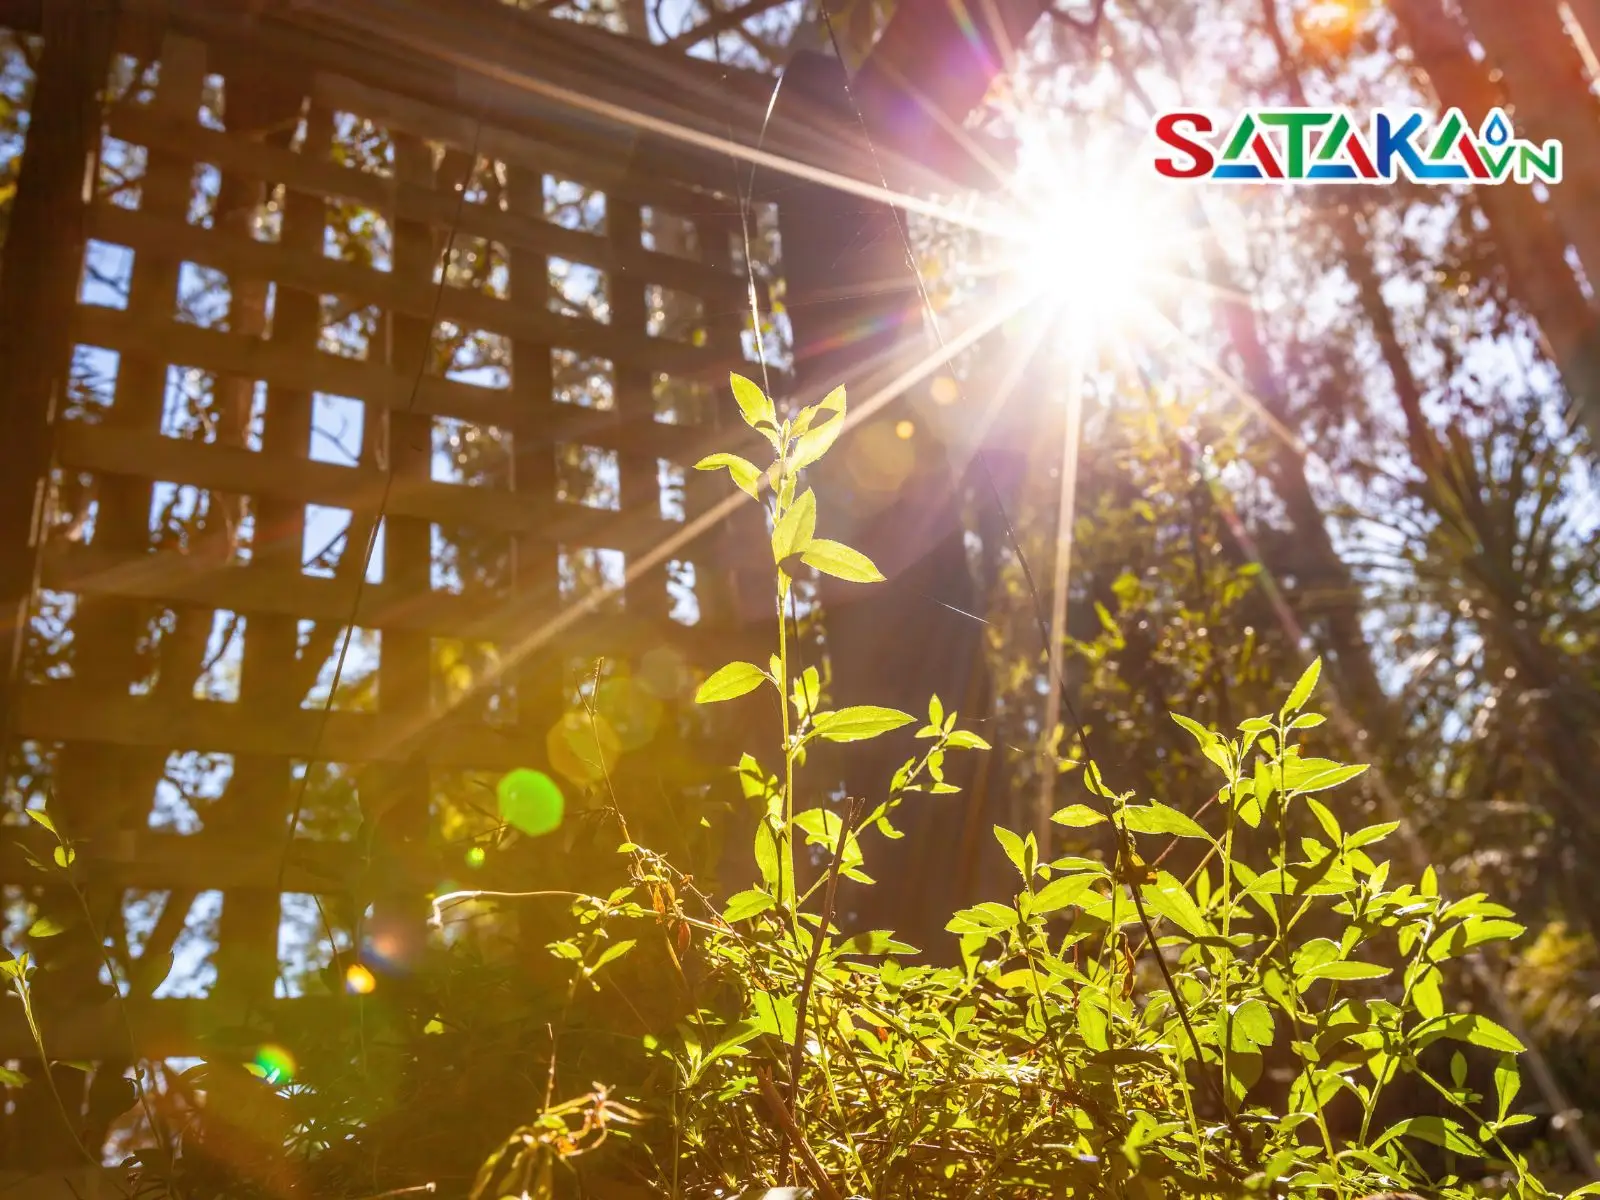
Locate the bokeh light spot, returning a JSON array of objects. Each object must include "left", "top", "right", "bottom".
[
  {"left": 847, "top": 420, "right": 916, "bottom": 497},
  {"left": 498, "top": 767, "right": 566, "bottom": 836},
  {"left": 931, "top": 375, "right": 959, "bottom": 406},
  {"left": 546, "top": 712, "right": 622, "bottom": 786},
  {"left": 639, "top": 646, "right": 690, "bottom": 699},
  {"left": 595, "top": 676, "right": 663, "bottom": 751},
  {"left": 895, "top": 419, "right": 915, "bottom": 440},
  {"left": 345, "top": 963, "right": 377, "bottom": 995},
  {"left": 465, "top": 845, "right": 487, "bottom": 868}
]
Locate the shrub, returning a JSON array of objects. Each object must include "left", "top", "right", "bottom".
[{"left": 468, "top": 375, "right": 1559, "bottom": 1200}]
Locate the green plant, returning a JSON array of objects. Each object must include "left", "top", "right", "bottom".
[{"left": 503, "top": 374, "right": 1565, "bottom": 1199}]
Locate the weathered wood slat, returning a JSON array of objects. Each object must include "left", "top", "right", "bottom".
[
  {"left": 15, "top": 685, "right": 534, "bottom": 766},
  {"left": 104, "top": 103, "right": 752, "bottom": 305},
  {"left": 0, "top": 995, "right": 348, "bottom": 1060},
  {"left": 87, "top": 203, "right": 734, "bottom": 374},
  {"left": 40, "top": 544, "right": 725, "bottom": 654},
  {"left": 72, "top": 306, "right": 734, "bottom": 461},
  {"left": 0, "top": 827, "right": 358, "bottom": 892},
  {"left": 54, "top": 421, "right": 721, "bottom": 544}
]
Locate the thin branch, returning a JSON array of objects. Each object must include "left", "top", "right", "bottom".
[{"left": 754, "top": 1066, "right": 843, "bottom": 1200}]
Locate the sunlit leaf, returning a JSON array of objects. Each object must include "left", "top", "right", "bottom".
[
  {"left": 696, "top": 661, "right": 769, "bottom": 704},
  {"left": 1120, "top": 803, "right": 1209, "bottom": 840},
  {"left": 729, "top": 372, "right": 777, "bottom": 436},
  {"left": 723, "top": 889, "right": 776, "bottom": 923},
  {"left": 694, "top": 451, "right": 763, "bottom": 499},
  {"left": 813, "top": 705, "right": 913, "bottom": 743},
  {"left": 1051, "top": 804, "right": 1107, "bottom": 827},
  {"left": 945, "top": 730, "right": 990, "bottom": 752},
  {"left": 1281, "top": 657, "right": 1322, "bottom": 717},
  {"left": 800, "top": 537, "right": 883, "bottom": 583},
  {"left": 1376, "top": 1115, "right": 1481, "bottom": 1156},
  {"left": 789, "top": 385, "right": 845, "bottom": 471},
  {"left": 1297, "top": 960, "right": 1389, "bottom": 982},
  {"left": 772, "top": 488, "right": 817, "bottom": 563},
  {"left": 1031, "top": 873, "right": 1099, "bottom": 915}
]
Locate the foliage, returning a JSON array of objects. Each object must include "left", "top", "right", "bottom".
[{"left": 452, "top": 377, "right": 1556, "bottom": 1199}]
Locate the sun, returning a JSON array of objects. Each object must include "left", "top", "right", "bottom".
[{"left": 986, "top": 123, "right": 1194, "bottom": 353}]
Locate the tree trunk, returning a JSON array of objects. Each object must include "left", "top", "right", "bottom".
[
  {"left": 1456, "top": 0, "right": 1600, "bottom": 297},
  {"left": 1391, "top": 0, "right": 1600, "bottom": 447}
]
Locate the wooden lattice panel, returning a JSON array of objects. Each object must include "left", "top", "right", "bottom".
[{"left": 0, "top": 12, "right": 777, "bottom": 1066}]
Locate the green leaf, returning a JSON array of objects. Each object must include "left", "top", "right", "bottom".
[
  {"left": 696, "top": 661, "right": 769, "bottom": 704},
  {"left": 789, "top": 385, "right": 845, "bottom": 470},
  {"left": 23, "top": 809, "right": 56, "bottom": 836},
  {"left": 1120, "top": 803, "right": 1209, "bottom": 840},
  {"left": 0, "top": 1065, "right": 25, "bottom": 1086},
  {"left": 588, "top": 939, "right": 637, "bottom": 973},
  {"left": 1232, "top": 999, "right": 1275, "bottom": 1048},
  {"left": 837, "top": 931, "right": 917, "bottom": 955},
  {"left": 25, "top": 917, "right": 67, "bottom": 939},
  {"left": 723, "top": 889, "right": 776, "bottom": 922},
  {"left": 548, "top": 939, "right": 583, "bottom": 962},
  {"left": 945, "top": 902, "right": 1018, "bottom": 935},
  {"left": 1030, "top": 873, "right": 1098, "bottom": 915},
  {"left": 1494, "top": 1054, "right": 1520, "bottom": 1121},
  {"left": 750, "top": 990, "right": 797, "bottom": 1043},
  {"left": 1346, "top": 820, "right": 1399, "bottom": 849},
  {"left": 1422, "top": 1012, "right": 1525, "bottom": 1054},
  {"left": 1077, "top": 990, "right": 1109, "bottom": 1051},
  {"left": 1170, "top": 713, "right": 1218, "bottom": 749},
  {"left": 1296, "top": 960, "right": 1389, "bottom": 982},
  {"left": 945, "top": 729, "right": 991, "bottom": 751},
  {"left": 694, "top": 451, "right": 764, "bottom": 499},
  {"left": 1051, "top": 804, "right": 1107, "bottom": 828},
  {"left": 52, "top": 845, "right": 74, "bottom": 869},
  {"left": 1284, "top": 760, "right": 1369, "bottom": 794},
  {"left": 1412, "top": 964, "right": 1444, "bottom": 1019},
  {"left": 813, "top": 705, "right": 913, "bottom": 743},
  {"left": 772, "top": 488, "right": 817, "bottom": 564},
  {"left": 754, "top": 820, "right": 780, "bottom": 891},
  {"left": 799, "top": 537, "right": 883, "bottom": 583},
  {"left": 729, "top": 372, "right": 777, "bottom": 435},
  {"left": 1281, "top": 657, "right": 1322, "bottom": 717},
  {"left": 994, "top": 826, "right": 1029, "bottom": 879},
  {"left": 1140, "top": 873, "right": 1212, "bottom": 938},
  {"left": 1377, "top": 1115, "right": 1481, "bottom": 1156}
]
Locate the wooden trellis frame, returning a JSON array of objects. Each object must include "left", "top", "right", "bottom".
[
  {"left": 0, "top": 0, "right": 826, "bottom": 1073},
  {"left": 0, "top": 0, "right": 1023, "bottom": 1174}
]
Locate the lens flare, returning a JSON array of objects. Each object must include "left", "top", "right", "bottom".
[
  {"left": 498, "top": 767, "right": 566, "bottom": 837},
  {"left": 253, "top": 1044, "right": 296, "bottom": 1085}
]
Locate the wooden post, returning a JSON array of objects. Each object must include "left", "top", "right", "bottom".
[
  {"left": 0, "top": 0, "right": 117, "bottom": 749},
  {"left": 0, "top": 2, "right": 115, "bottom": 1168}
]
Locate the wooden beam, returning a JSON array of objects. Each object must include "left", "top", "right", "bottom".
[
  {"left": 105, "top": 103, "right": 754, "bottom": 306},
  {"left": 57, "top": 420, "right": 722, "bottom": 540},
  {"left": 0, "top": 995, "right": 348, "bottom": 1059},
  {"left": 15, "top": 684, "right": 536, "bottom": 766},
  {"left": 40, "top": 545, "right": 727, "bottom": 656},
  {"left": 88, "top": 203, "right": 728, "bottom": 374},
  {"left": 73, "top": 306, "right": 756, "bottom": 468}
]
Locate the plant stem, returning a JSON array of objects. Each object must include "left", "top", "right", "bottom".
[{"left": 756, "top": 1066, "right": 843, "bottom": 1200}]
